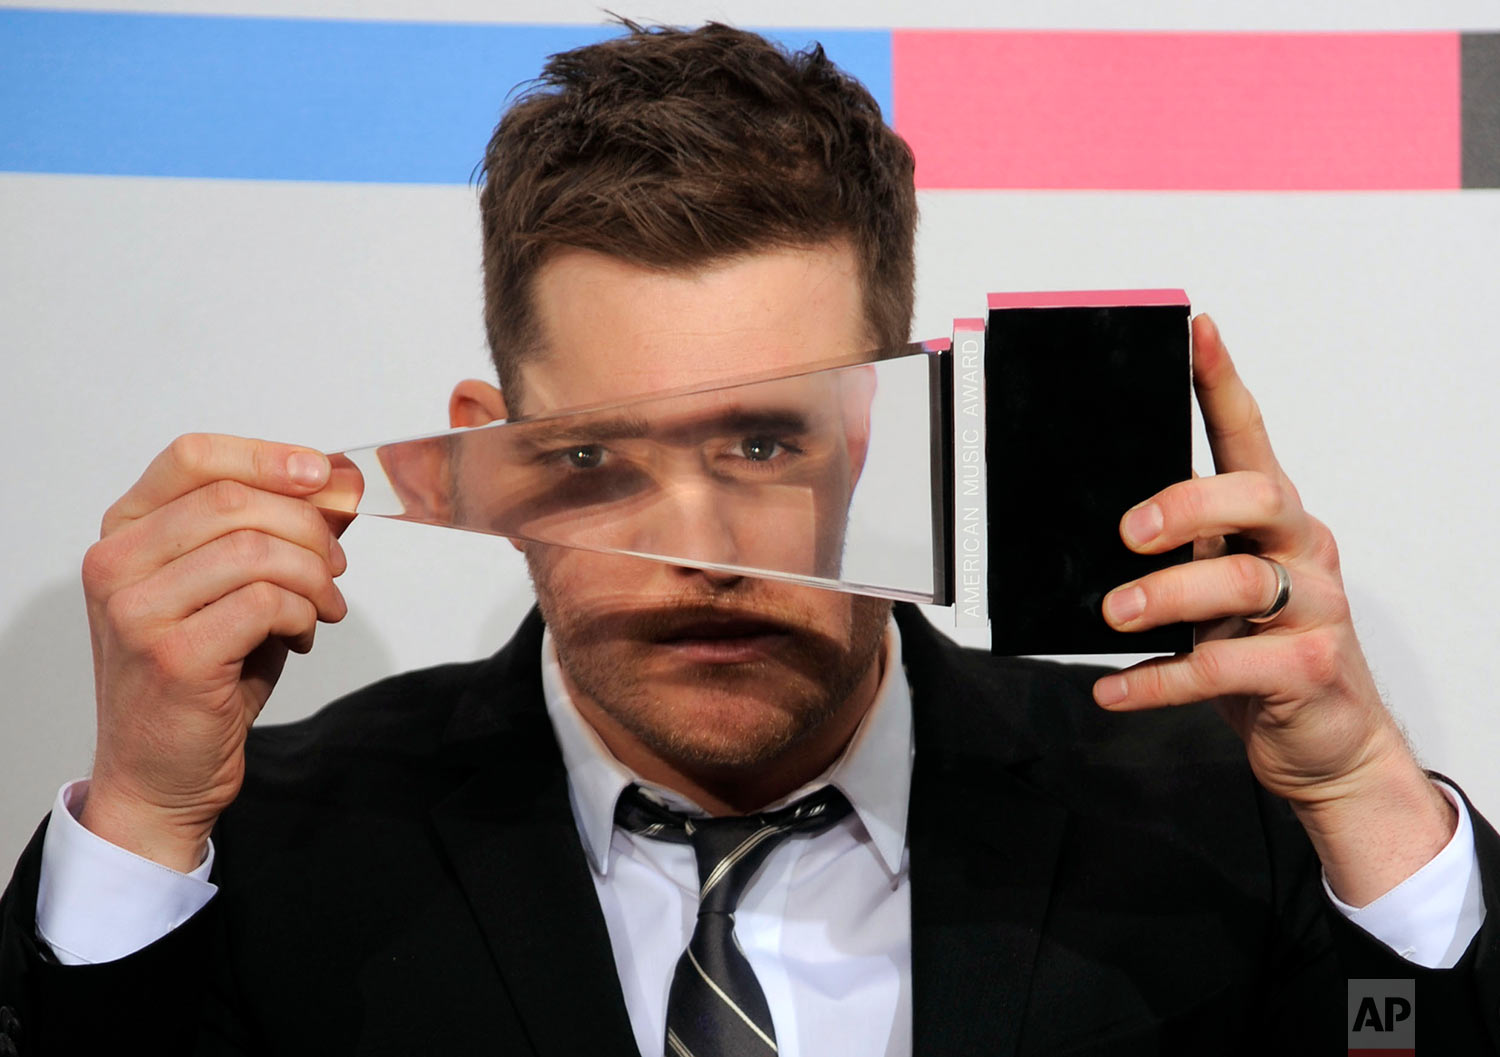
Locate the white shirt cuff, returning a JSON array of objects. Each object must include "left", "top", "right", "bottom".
[
  {"left": 35, "top": 779, "right": 218, "bottom": 966},
  {"left": 1322, "top": 779, "right": 1485, "bottom": 969}
]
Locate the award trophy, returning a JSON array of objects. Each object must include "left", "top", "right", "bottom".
[{"left": 312, "top": 291, "right": 1192, "bottom": 656}]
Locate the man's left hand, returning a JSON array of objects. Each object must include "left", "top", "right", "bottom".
[{"left": 1093, "top": 313, "right": 1456, "bottom": 906}]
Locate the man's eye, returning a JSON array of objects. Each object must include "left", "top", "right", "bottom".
[
  {"left": 564, "top": 445, "right": 605, "bottom": 469},
  {"left": 738, "top": 437, "right": 784, "bottom": 462}
]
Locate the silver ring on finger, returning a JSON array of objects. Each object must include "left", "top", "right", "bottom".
[{"left": 1246, "top": 557, "right": 1292, "bottom": 624}]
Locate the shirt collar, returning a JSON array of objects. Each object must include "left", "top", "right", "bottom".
[{"left": 541, "top": 618, "right": 913, "bottom": 879}]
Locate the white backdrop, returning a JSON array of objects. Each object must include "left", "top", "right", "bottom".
[{"left": 4, "top": 0, "right": 1498, "bottom": 867}]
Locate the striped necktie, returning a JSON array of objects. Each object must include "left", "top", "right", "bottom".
[{"left": 614, "top": 783, "right": 854, "bottom": 1057}]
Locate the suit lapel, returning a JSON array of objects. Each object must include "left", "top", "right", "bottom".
[
  {"left": 429, "top": 612, "right": 639, "bottom": 1057},
  {"left": 898, "top": 606, "right": 1070, "bottom": 1057}
]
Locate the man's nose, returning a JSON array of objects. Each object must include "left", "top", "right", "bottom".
[{"left": 634, "top": 477, "right": 743, "bottom": 578}]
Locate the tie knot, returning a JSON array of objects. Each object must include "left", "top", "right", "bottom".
[{"left": 615, "top": 784, "right": 853, "bottom": 914}]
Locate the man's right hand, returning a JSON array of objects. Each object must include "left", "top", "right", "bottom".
[{"left": 77, "top": 435, "right": 350, "bottom": 872}]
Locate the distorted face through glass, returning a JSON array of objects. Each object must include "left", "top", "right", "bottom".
[{"left": 494, "top": 243, "right": 893, "bottom": 773}]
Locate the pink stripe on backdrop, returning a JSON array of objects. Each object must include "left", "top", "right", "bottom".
[{"left": 893, "top": 32, "right": 1461, "bottom": 190}]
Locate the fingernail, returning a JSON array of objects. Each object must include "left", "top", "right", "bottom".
[
  {"left": 1105, "top": 586, "right": 1146, "bottom": 625},
  {"left": 287, "top": 452, "right": 328, "bottom": 487},
  {"left": 1095, "top": 674, "right": 1128, "bottom": 707},
  {"left": 1122, "top": 503, "right": 1163, "bottom": 547}
]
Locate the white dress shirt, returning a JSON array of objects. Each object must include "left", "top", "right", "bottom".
[{"left": 35, "top": 618, "right": 1488, "bottom": 1055}]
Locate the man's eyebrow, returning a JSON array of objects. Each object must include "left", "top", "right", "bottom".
[
  {"left": 647, "top": 405, "right": 816, "bottom": 445},
  {"left": 682, "top": 407, "right": 812, "bottom": 436},
  {"left": 513, "top": 413, "right": 653, "bottom": 449},
  {"left": 514, "top": 405, "right": 814, "bottom": 450}
]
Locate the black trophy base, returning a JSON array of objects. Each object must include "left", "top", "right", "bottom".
[{"left": 986, "top": 292, "right": 1194, "bottom": 656}]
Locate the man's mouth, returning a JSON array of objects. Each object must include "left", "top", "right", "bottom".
[{"left": 646, "top": 611, "right": 797, "bottom": 663}]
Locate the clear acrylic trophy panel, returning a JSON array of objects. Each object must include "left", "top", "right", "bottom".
[{"left": 312, "top": 343, "right": 952, "bottom": 604}]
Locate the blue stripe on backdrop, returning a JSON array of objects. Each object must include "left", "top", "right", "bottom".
[{"left": 0, "top": 9, "right": 893, "bottom": 184}]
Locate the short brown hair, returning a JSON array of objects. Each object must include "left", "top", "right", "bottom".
[{"left": 477, "top": 21, "right": 918, "bottom": 409}]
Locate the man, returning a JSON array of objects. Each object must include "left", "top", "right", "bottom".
[{"left": 2, "top": 21, "right": 1496, "bottom": 1056}]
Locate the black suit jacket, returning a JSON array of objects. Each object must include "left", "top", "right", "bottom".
[{"left": 3, "top": 605, "right": 1499, "bottom": 1055}]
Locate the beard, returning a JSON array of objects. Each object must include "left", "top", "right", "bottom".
[{"left": 529, "top": 556, "right": 891, "bottom": 771}]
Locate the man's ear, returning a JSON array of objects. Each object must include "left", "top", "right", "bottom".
[
  {"left": 450, "top": 378, "right": 510, "bottom": 429},
  {"left": 448, "top": 379, "right": 527, "bottom": 553}
]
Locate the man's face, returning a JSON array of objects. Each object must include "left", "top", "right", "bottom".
[
  {"left": 511, "top": 242, "right": 891, "bottom": 771},
  {"left": 481, "top": 359, "right": 872, "bottom": 582}
]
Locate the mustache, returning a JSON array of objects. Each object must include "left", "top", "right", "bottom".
[
  {"left": 544, "top": 586, "right": 832, "bottom": 645},
  {"left": 625, "top": 602, "right": 811, "bottom": 643}
]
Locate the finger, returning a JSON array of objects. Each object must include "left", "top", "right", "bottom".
[
  {"left": 135, "top": 482, "right": 346, "bottom": 575},
  {"left": 1119, "top": 470, "right": 1303, "bottom": 555},
  {"left": 87, "top": 483, "right": 346, "bottom": 595},
  {"left": 1180, "top": 472, "right": 1231, "bottom": 561},
  {"left": 172, "top": 580, "right": 323, "bottom": 665},
  {"left": 1093, "top": 629, "right": 1343, "bottom": 710},
  {"left": 104, "top": 434, "right": 332, "bottom": 535},
  {"left": 1103, "top": 552, "right": 1334, "bottom": 632},
  {"left": 1192, "top": 314, "right": 1284, "bottom": 478},
  {"left": 111, "top": 531, "right": 347, "bottom": 630}
]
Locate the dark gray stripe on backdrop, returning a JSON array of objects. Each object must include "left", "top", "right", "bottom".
[{"left": 1463, "top": 33, "right": 1500, "bottom": 188}]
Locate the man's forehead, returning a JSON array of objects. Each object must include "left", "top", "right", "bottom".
[{"left": 519, "top": 243, "right": 868, "bottom": 412}]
